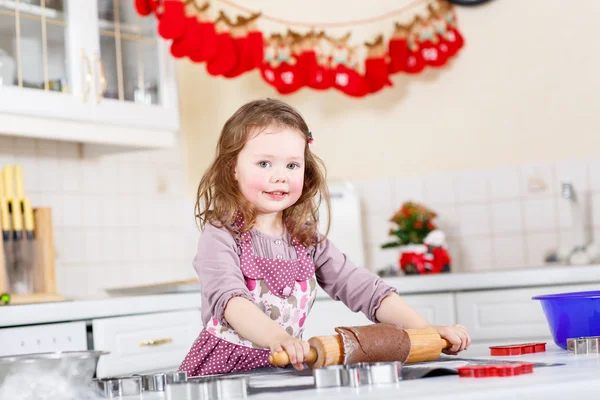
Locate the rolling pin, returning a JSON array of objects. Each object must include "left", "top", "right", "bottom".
[{"left": 268, "top": 324, "right": 452, "bottom": 369}]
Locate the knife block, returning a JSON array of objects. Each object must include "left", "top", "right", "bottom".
[{"left": 0, "top": 207, "right": 64, "bottom": 305}]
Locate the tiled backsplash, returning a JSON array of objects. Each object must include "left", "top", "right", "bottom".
[
  {"left": 354, "top": 159, "right": 600, "bottom": 273},
  {"left": 1, "top": 134, "right": 599, "bottom": 298},
  {"left": 0, "top": 136, "right": 198, "bottom": 299}
]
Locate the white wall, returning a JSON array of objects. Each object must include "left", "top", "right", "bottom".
[{"left": 179, "top": 0, "right": 600, "bottom": 188}]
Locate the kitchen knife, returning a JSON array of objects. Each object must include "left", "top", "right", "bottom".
[
  {"left": 0, "top": 170, "right": 10, "bottom": 294},
  {"left": 14, "top": 165, "right": 36, "bottom": 293},
  {"left": 3, "top": 166, "right": 30, "bottom": 294}
]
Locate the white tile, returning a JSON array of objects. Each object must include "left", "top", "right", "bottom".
[
  {"left": 445, "top": 237, "right": 463, "bottom": 272},
  {"left": 82, "top": 195, "right": 103, "bottom": 227},
  {"left": 81, "top": 159, "right": 102, "bottom": 194},
  {"left": 429, "top": 203, "right": 461, "bottom": 237},
  {"left": 455, "top": 170, "right": 489, "bottom": 203},
  {"left": 490, "top": 200, "right": 524, "bottom": 234},
  {"left": 520, "top": 163, "right": 556, "bottom": 197},
  {"left": 101, "top": 196, "right": 119, "bottom": 228},
  {"left": 60, "top": 159, "right": 83, "bottom": 193},
  {"left": 354, "top": 178, "right": 395, "bottom": 216},
  {"left": 555, "top": 159, "right": 589, "bottom": 193},
  {"left": 367, "top": 244, "right": 399, "bottom": 272},
  {"left": 488, "top": 167, "right": 521, "bottom": 200},
  {"left": 589, "top": 159, "right": 600, "bottom": 192},
  {"left": 121, "top": 230, "right": 141, "bottom": 262},
  {"left": 460, "top": 237, "right": 492, "bottom": 272},
  {"left": 99, "top": 161, "right": 119, "bottom": 194},
  {"left": 422, "top": 173, "right": 456, "bottom": 205},
  {"left": 557, "top": 191, "right": 593, "bottom": 230},
  {"left": 61, "top": 195, "right": 83, "bottom": 227},
  {"left": 458, "top": 203, "right": 491, "bottom": 236},
  {"left": 393, "top": 176, "right": 424, "bottom": 206},
  {"left": 523, "top": 198, "right": 557, "bottom": 232},
  {"left": 103, "top": 231, "right": 123, "bottom": 262},
  {"left": 57, "top": 229, "right": 86, "bottom": 264},
  {"left": 525, "top": 232, "right": 559, "bottom": 267},
  {"left": 364, "top": 215, "right": 395, "bottom": 246},
  {"left": 37, "top": 157, "right": 60, "bottom": 192},
  {"left": 492, "top": 235, "right": 526, "bottom": 270},
  {"left": 61, "top": 266, "right": 91, "bottom": 299},
  {"left": 85, "top": 230, "right": 105, "bottom": 263}
]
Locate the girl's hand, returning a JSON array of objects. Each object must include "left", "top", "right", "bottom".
[
  {"left": 434, "top": 324, "right": 471, "bottom": 354},
  {"left": 270, "top": 334, "right": 311, "bottom": 371}
]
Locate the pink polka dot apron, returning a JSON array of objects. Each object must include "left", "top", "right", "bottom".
[{"left": 178, "top": 222, "right": 318, "bottom": 377}]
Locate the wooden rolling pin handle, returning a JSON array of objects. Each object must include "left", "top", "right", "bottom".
[
  {"left": 442, "top": 338, "right": 452, "bottom": 349},
  {"left": 268, "top": 347, "right": 318, "bottom": 366}
]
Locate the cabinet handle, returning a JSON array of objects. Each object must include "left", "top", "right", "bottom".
[
  {"left": 140, "top": 338, "right": 173, "bottom": 347},
  {"left": 94, "top": 53, "right": 107, "bottom": 104},
  {"left": 81, "top": 49, "right": 92, "bottom": 102}
]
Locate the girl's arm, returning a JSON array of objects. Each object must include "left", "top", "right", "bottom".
[{"left": 375, "top": 293, "right": 471, "bottom": 353}]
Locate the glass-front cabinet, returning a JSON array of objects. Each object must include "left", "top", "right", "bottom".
[{"left": 0, "top": 0, "right": 178, "bottom": 149}]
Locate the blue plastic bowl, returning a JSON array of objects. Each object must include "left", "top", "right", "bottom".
[{"left": 532, "top": 290, "right": 600, "bottom": 350}]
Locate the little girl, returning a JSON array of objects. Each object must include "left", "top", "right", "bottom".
[{"left": 179, "top": 98, "right": 470, "bottom": 376}]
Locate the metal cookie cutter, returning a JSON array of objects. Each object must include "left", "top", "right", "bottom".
[
  {"left": 567, "top": 336, "right": 600, "bottom": 355},
  {"left": 313, "top": 365, "right": 357, "bottom": 388},
  {"left": 94, "top": 376, "right": 143, "bottom": 398},
  {"left": 212, "top": 375, "right": 249, "bottom": 399},
  {"left": 167, "top": 376, "right": 248, "bottom": 400},
  {"left": 139, "top": 371, "right": 188, "bottom": 391},
  {"left": 347, "top": 362, "right": 402, "bottom": 386}
]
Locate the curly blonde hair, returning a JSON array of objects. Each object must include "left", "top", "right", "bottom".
[{"left": 195, "top": 98, "right": 330, "bottom": 247}]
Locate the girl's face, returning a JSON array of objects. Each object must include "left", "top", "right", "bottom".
[{"left": 235, "top": 126, "right": 306, "bottom": 216}]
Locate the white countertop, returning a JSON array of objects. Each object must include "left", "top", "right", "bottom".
[
  {"left": 1, "top": 263, "right": 599, "bottom": 328},
  {"left": 106, "top": 343, "right": 600, "bottom": 400},
  {"left": 376, "top": 263, "right": 600, "bottom": 295}
]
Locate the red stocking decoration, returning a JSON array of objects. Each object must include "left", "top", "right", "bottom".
[
  {"left": 259, "top": 35, "right": 279, "bottom": 88},
  {"left": 364, "top": 35, "right": 392, "bottom": 94},
  {"left": 206, "top": 13, "right": 238, "bottom": 76},
  {"left": 135, "top": 0, "right": 153, "bottom": 16},
  {"left": 157, "top": 0, "right": 186, "bottom": 40},
  {"left": 388, "top": 23, "right": 409, "bottom": 74},
  {"left": 416, "top": 17, "right": 447, "bottom": 67},
  {"left": 190, "top": 21, "right": 218, "bottom": 63},
  {"left": 428, "top": 4, "right": 458, "bottom": 58},
  {"left": 170, "top": 16, "right": 200, "bottom": 59}
]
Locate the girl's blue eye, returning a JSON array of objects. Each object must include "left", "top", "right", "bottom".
[
  {"left": 258, "top": 161, "right": 271, "bottom": 168},
  {"left": 287, "top": 163, "right": 300, "bottom": 170}
]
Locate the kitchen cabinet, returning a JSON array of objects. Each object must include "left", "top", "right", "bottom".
[
  {"left": 92, "top": 309, "right": 202, "bottom": 378},
  {"left": 0, "top": 0, "right": 178, "bottom": 150},
  {"left": 303, "top": 293, "right": 456, "bottom": 339},
  {"left": 454, "top": 283, "right": 600, "bottom": 342},
  {"left": 0, "top": 321, "right": 87, "bottom": 356}
]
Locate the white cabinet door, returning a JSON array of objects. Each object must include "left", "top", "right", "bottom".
[
  {"left": 0, "top": 0, "right": 178, "bottom": 149},
  {"left": 455, "top": 283, "right": 600, "bottom": 343},
  {"left": 92, "top": 309, "right": 202, "bottom": 378},
  {"left": 0, "top": 322, "right": 87, "bottom": 356},
  {"left": 0, "top": 0, "right": 94, "bottom": 122},
  {"left": 303, "top": 293, "right": 456, "bottom": 339},
  {"left": 87, "top": 0, "right": 179, "bottom": 132}
]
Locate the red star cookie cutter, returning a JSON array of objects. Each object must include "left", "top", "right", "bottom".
[
  {"left": 489, "top": 343, "right": 546, "bottom": 356},
  {"left": 457, "top": 363, "right": 534, "bottom": 378}
]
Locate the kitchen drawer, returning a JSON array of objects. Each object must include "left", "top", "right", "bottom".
[
  {"left": 302, "top": 293, "right": 456, "bottom": 339},
  {"left": 0, "top": 322, "right": 87, "bottom": 356},
  {"left": 93, "top": 309, "right": 202, "bottom": 378},
  {"left": 455, "top": 283, "right": 600, "bottom": 342}
]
